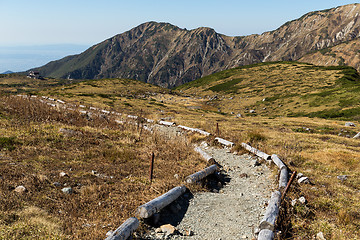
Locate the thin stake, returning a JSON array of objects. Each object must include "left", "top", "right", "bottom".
[
  {"left": 149, "top": 152, "right": 155, "bottom": 183},
  {"left": 281, "top": 170, "right": 297, "bottom": 201},
  {"left": 216, "top": 123, "right": 220, "bottom": 136}
]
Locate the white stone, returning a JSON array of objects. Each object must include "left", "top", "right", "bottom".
[
  {"left": 62, "top": 187, "right": 73, "bottom": 194},
  {"left": 316, "top": 231, "right": 326, "bottom": 240},
  {"left": 298, "top": 196, "right": 306, "bottom": 204},
  {"left": 59, "top": 172, "right": 68, "bottom": 177},
  {"left": 345, "top": 122, "right": 356, "bottom": 127},
  {"left": 298, "top": 176, "right": 310, "bottom": 184},
  {"left": 14, "top": 185, "right": 26, "bottom": 193}
]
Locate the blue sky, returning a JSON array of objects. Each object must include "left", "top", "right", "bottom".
[
  {"left": 1, "top": 0, "right": 359, "bottom": 46},
  {"left": 0, "top": 0, "right": 358, "bottom": 72}
]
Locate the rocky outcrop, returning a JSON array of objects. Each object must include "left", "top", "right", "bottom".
[{"left": 35, "top": 4, "right": 360, "bottom": 88}]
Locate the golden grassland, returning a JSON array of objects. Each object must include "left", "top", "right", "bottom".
[
  {"left": 0, "top": 96, "right": 206, "bottom": 239},
  {"left": 1, "top": 62, "right": 360, "bottom": 239}
]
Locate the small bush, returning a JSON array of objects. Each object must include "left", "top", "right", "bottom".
[
  {"left": 0, "top": 137, "right": 17, "bottom": 151},
  {"left": 246, "top": 130, "right": 267, "bottom": 144}
]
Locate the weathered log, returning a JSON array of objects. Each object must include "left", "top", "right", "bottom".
[
  {"left": 271, "top": 154, "right": 286, "bottom": 170},
  {"left": 259, "top": 191, "right": 281, "bottom": 231},
  {"left": 257, "top": 229, "right": 274, "bottom": 240},
  {"left": 136, "top": 185, "right": 186, "bottom": 218},
  {"left": 241, "top": 143, "right": 271, "bottom": 160},
  {"left": 194, "top": 147, "right": 214, "bottom": 162},
  {"left": 127, "top": 115, "right": 138, "bottom": 119},
  {"left": 194, "top": 129, "right": 211, "bottom": 136},
  {"left": 178, "top": 125, "right": 211, "bottom": 136},
  {"left": 215, "top": 137, "right": 234, "bottom": 147},
  {"left": 105, "top": 217, "right": 139, "bottom": 240},
  {"left": 185, "top": 164, "right": 218, "bottom": 184},
  {"left": 159, "top": 120, "right": 176, "bottom": 126},
  {"left": 279, "top": 167, "right": 288, "bottom": 190},
  {"left": 178, "top": 125, "right": 192, "bottom": 131}
]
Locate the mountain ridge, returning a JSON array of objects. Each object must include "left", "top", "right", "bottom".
[{"left": 34, "top": 3, "right": 360, "bottom": 88}]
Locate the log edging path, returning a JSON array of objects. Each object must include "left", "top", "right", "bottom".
[{"left": 18, "top": 95, "right": 290, "bottom": 240}]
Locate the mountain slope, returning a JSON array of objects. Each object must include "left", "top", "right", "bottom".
[
  {"left": 35, "top": 4, "right": 360, "bottom": 88},
  {"left": 177, "top": 61, "right": 360, "bottom": 120},
  {"left": 299, "top": 38, "right": 360, "bottom": 72}
]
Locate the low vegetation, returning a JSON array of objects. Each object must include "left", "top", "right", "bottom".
[
  {"left": 1, "top": 61, "right": 360, "bottom": 239},
  {"left": 0, "top": 96, "right": 206, "bottom": 239}
]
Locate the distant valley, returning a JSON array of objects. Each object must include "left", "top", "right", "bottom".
[{"left": 33, "top": 4, "right": 360, "bottom": 88}]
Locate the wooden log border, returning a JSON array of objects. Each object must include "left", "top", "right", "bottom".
[
  {"left": 185, "top": 164, "right": 218, "bottom": 184},
  {"left": 215, "top": 137, "right": 234, "bottom": 147},
  {"left": 194, "top": 147, "right": 215, "bottom": 163},
  {"left": 241, "top": 143, "right": 271, "bottom": 160},
  {"left": 22, "top": 95, "right": 290, "bottom": 240},
  {"left": 239, "top": 143, "right": 290, "bottom": 239},
  {"left": 135, "top": 185, "right": 187, "bottom": 219},
  {"left": 105, "top": 217, "right": 139, "bottom": 240}
]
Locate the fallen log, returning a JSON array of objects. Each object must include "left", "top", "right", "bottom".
[
  {"left": 105, "top": 217, "right": 139, "bottom": 240},
  {"left": 136, "top": 185, "right": 186, "bottom": 218},
  {"left": 178, "top": 125, "right": 211, "bottom": 136},
  {"left": 185, "top": 164, "right": 218, "bottom": 184},
  {"left": 259, "top": 190, "right": 281, "bottom": 231},
  {"left": 241, "top": 143, "right": 271, "bottom": 160},
  {"left": 215, "top": 137, "right": 234, "bottom": 147},
  {"left": 194, "top": 147, "right": 214, "bottom": 162},
  {"left": 158, "top": 120, "right": 176, "bottom": 126},
  {"left": 279, "top": 167, "right": 288, "bottom": 191},
  {"left": 271, "top": 154, "right": 286, "bottom": 170},
  {"left": 257, "top": 229, "right": 274, "bottom": 240}
]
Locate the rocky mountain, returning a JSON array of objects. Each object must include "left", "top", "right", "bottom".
[
  {"left": 299, "top": 38, "right": 360, "bottom": 72},
  {"left": 35, "top": 3, "right": 360, "bottom": 88}
]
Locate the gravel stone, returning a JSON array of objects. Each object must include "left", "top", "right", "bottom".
[{"left": 167, "top": 146, "right": 272, "bottom": 240}]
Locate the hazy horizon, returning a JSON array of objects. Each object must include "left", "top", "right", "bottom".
[{"left": 0, "top": 44, "right": 89, "bottom": 73}]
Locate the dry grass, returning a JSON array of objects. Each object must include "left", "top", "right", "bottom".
[
  {"left": 2, "top": 63, "right": 360, "bottom": 239},
  {"left": 0, "top": 96, "right": 206, "bottom": 239}
]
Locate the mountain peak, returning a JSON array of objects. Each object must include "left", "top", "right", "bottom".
[{"left": 34, "top": 4, "right": 360, "bottom": 88}]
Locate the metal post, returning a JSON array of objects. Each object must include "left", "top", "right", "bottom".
[{"left": 149, "top": 152, "right": 155, "bottom": 183}]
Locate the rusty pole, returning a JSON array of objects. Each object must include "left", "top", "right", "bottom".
[
  {"left": 281, "top": 170, "right": 297, "bottom": 201},
  {"left": 149, "top": 152, "right": 155, "bottom": 183}
]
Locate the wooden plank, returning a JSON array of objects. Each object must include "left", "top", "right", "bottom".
[
  {"left": 194, "top": 147, "right": 214, "bottom": 162},
  {"left": 136, "top": 185, "right": 186, "bottom": 218},
  {"left": 241, "top": 143, "right": 271, "bottom": 160},
  {"left": 215, "top": 137, "right": 234, "bottom": 147},
  {"left": 279, "top": 167, "right": 288, "bottom": 190},
  {"left": 259, "top": 191, "right": 281, "bottom": 231},
  {"left": 185, "top": 164, "right": 218, "bottom": 184},
  {"left": 271, "top": 154, "right": 286, "bottom": 170},
  {"left": 257, "top": 229, "right": 274, "bottom": 240},
  {"left": 105, "top": 217, "right": 139, "bottom": 240}
]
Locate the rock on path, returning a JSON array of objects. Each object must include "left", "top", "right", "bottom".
[{"left": 166, "top": 146, "right": 273, "bottom": 240}]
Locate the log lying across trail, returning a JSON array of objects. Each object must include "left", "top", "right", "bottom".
[
  {"left": 136, "top": 185, "right": 187, "bottom": 219},
  {"left": 105, "top": 217, "right": 139, "bottom": 240}
]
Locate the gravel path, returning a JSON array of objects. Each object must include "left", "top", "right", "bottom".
[{"left": 143, "top": 142, "right": 273, "bottom": 240}]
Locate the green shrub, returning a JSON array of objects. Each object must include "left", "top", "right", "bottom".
[{"left": 0, "top": 137, "right": 17, "bottom": 151}]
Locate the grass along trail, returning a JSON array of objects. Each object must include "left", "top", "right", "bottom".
[{"left": 142, "top": 143, "right": 273, "bottom": 240}]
